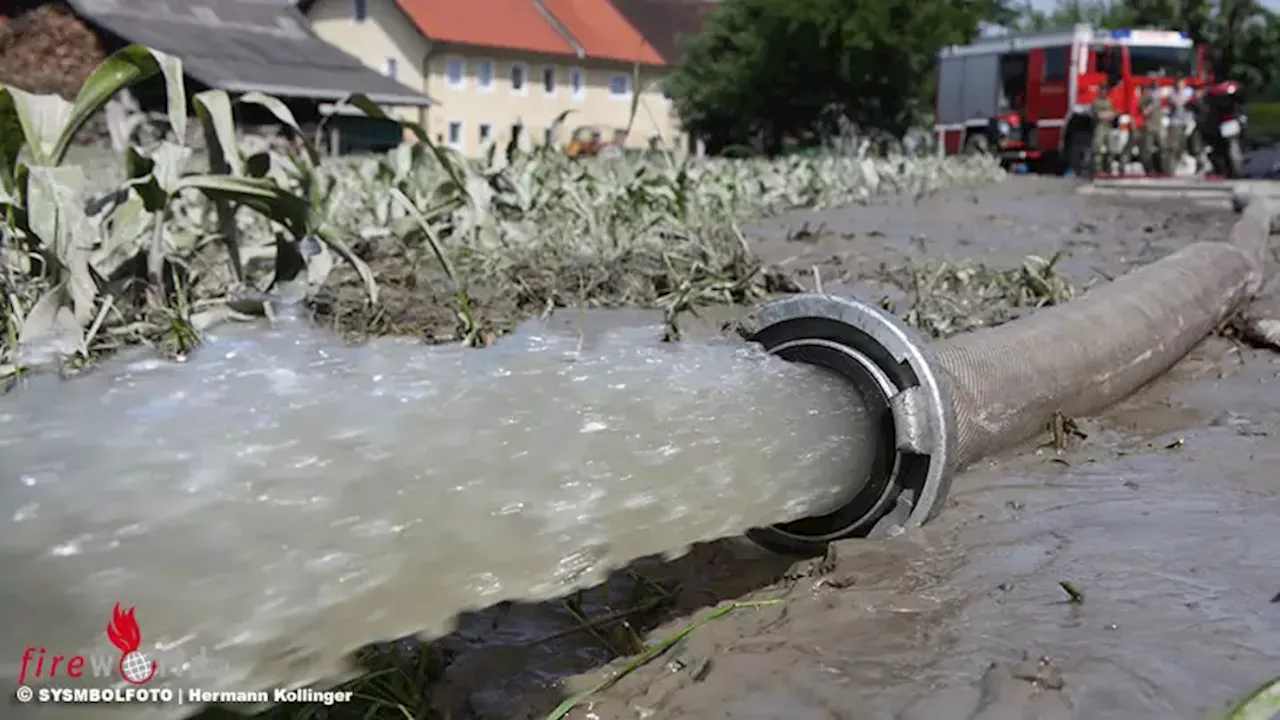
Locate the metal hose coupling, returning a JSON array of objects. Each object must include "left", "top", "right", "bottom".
[{"left": 737, "top": 294, "right": 957, "bottom": 554}]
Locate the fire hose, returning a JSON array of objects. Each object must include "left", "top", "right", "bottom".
[{"left": 746, "top": 186, "right": 1277, "bottom": 552}]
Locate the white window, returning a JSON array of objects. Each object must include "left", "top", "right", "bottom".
[
  {"left": 608, "top": 73, "right": 630, "bottom": 99},
  {"left": 476, "top": 59, "right": 494, "bottom": 91},
  {"left": 479, "top": 123, "right": 492, "bottom": 144},
  {"left": 510, "top": 63, "right": 527, "bottom": 94},
  {"left": 351, "top": 0, "right": 366, "bottom": 22},
  {"left": 385, "top": 57, "right": 398, "bottom": 79},
  {"left": 445, "top": 57, "right": 465, "bottom": 89},
  {"left": 542, "top": 66, "right": 557, "bottom": 95},
  {"left": 569, "top": 67, "right": 585, "bottom": 101},
  {"left": 447, "top": 121, "right": 462, "bottom": 148}
]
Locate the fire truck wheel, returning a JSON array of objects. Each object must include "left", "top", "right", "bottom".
[{"left": 963, "top": 133, "right": 991, "bottom": 156}]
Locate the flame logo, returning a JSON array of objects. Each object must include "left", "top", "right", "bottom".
[{"left": 106, "top": 604, "right": 157, "bottom": 685}]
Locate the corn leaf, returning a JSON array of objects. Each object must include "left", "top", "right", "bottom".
[
  {"left": 390, "top": 186, "right": 455, "bottom": 284},
  {"left": 50, "top": 44, "right": 168, "bottom": 165},
  {"left": 174, "top": 174, "right": 309, "bottom": 239},
  {"left": 149, "top": 142, "right": 193, "bottom": 196},
  {"left": 332, "top": 92, "right": 469, "bottom": 197},
  {"left": 238, "top": 92, "right": 320, "bottom": 168},
  {"left": 192, "top": 90, "right": 244, "bottom": 176},
  {"left": 15, "top": 282, "right": 83, "bottom": 367},
  {"left": 0, "top": 88, "right": 23, "bottom": 194},
  {"left": 151, "top": 50, "right": 187, "bottom": 144},
  {"left": 314, "top": 226, "right": 378, "bottom": 304},
  {"left": 7, "top": 87, "right": 74, "bottom": 166}
]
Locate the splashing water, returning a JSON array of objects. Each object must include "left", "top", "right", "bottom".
[{"left": 0, "top": 313, "right": 874, "bottom": 704}]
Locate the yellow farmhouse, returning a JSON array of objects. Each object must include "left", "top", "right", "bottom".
[{"left": 304, "top": 0, "right": 684, "bottom": 155}]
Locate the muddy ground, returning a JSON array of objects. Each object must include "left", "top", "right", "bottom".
[{"left": 311, "top": 176, "right": 1280, "bottom": 720}]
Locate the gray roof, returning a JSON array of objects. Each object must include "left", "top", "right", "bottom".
[{"left": 67, "top": 0, "right": 433, "bottom": 107}]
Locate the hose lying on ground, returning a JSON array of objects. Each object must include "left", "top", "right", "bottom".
[
  {"left": 934, "top": 197, "right": 1268, "bottom": 469},
  {"left": 747, "top": 187, "right": 1280, "bottom": 552}
]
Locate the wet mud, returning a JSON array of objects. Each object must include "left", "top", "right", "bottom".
[{"left": 351, "top": 177, "right": 1279, "bottom": 720}]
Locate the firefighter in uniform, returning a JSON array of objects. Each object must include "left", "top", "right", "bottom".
[
  {"left": 1189, "top": 86, "right": 1209, "bottom": 172},
  {"left": 1167, "top": 78, "right": 1194, "bottom": 174},
  {"left": 1091, "top": 84, "right": 1116, "bottom": 176},
  {"left": 1138, "top": 86, "right": 1165, "bottom": 174}
]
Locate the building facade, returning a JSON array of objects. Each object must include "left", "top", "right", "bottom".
[{"left": 305, "top": 0, "right": 684, "bottom": 156}]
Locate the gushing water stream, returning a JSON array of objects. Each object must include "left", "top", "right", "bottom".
[{"left": 0, "top": 313, "right": 873, "bottom": 709}]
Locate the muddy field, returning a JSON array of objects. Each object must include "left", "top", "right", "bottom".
[{"left": 306, "top": 176, "right": 1280, "bottom": 720}]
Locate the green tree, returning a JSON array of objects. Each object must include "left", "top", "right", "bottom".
[
  {"left": 1012, "top": 0, "right": 1130, "bottom": 29},
  {"left": 668, "top": 0, "right": 1013, "bottom": 154}
]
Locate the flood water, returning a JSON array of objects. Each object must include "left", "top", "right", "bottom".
[{"left": 0, "top": 312, "right": 874, "bottom": 714}]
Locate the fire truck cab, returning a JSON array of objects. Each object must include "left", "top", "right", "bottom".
[{"left": 935, "top": 25, "right": 1208, "bottom": 174}]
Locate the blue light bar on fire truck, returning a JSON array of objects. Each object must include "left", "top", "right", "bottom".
[{"left": 1102, "top": 28, "right": 1193, "bottom": 46}]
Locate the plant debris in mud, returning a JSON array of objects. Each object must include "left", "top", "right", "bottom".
[
  {"left": 544, "top": 600, "right": 781, "bottom": 720},
  {"left": 876, "top": 251, "right": 1076, "bottom": 339},
  {"left": 1, "top": 45, "right": 1005, "bottom": 381},
  {"left": 1047, "top": 410, "right": 1088, "bottom": 452},
  {"left": 1057, "top": 580, "right": 1085, "bottom": 604}
]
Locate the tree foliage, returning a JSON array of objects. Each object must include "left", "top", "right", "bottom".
[{"left": 667, "top": 0, "right": 1014, "bottom": 154}]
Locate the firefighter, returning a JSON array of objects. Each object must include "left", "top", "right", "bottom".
[
  {"left": 1189, "top": 86, "right": 1209, "bottom": 172},
  {"left": 1167, "top": 78, "right": 1195, "bottom": 174},
  {"left": 1091, "top": 83, "right": 1116, "bottom": 176},
  {"left": 1138, "top": 86, "right": 1165, "bottom": 174}
]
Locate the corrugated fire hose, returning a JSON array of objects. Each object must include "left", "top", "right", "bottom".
[
  {"left": 10, "top": 188, "right": 1279, "bottom": 719},
  {"left": 743, "top": 187, "right": 1278, "bottom": 552}
]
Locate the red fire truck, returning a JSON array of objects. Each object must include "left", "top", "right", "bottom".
[{"left": 933, "top": 25, "right": 1247, "bottom": 177}]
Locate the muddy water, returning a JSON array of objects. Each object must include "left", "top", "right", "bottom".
[{"left": 0, "top": 312, "right": 875, "bottom": 715}]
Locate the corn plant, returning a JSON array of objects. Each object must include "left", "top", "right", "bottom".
[
  {"left": 1, "top": 42, "right": 1006, "bottom": 375},
  {"left": 0, "top": 45, "right": 383, "bottom": 376}
]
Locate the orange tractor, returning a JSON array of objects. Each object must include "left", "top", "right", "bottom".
[{"left": 565, "top": 125, "right": 626, "bottom": 158}]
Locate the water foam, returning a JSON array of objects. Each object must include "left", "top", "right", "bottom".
[{"left": 0, "top": 312, "right": 873, "bottom": 702}]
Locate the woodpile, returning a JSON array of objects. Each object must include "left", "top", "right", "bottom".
[{"left": 0, "top": 2, "right": 110, "bottom": 99}]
